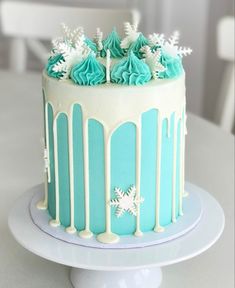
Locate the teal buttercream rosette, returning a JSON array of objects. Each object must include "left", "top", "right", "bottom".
[
  {"left": 129, "top": 33, "right": 149, "bottom": 59},
  {"left": 158, "top": 52, "right": 184, "bottom": 79},
  {"left": 46, "top": 54, "right": 65, "bottom": 79},
  {"left": 111, "top": 51, "right": 151, "bottom": 85},
  {"left": 100, "top": 28, "right": 124, "bottom": 58},
  {"left": 70, "top": 54, "right": 106, "bottom": 86},
  {"left": 85, "top": 37, "right": 97, "bottom": 53}
]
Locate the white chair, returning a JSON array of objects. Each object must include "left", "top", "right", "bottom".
[
  {"left": 0, "top": 1, "right": 140, "bottom": 73},
  {"left": 216, "top": 16, "right": 235, "bottom": 133}
]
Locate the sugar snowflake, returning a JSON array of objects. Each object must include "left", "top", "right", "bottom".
[
  {"left": 94, "top": 27, "right": 103, "bottom": 51},
  {"left": 148, "top": 30, "right": 192, "bottom": 58},
  {"left": 52, "top": 23, "right": 84, "bottom": 51},
  {"left": 141, "top": 45, "right": 165, "bottom": 79},
  {"left": 51, "top": 23, "right": 91, "bottom": 79},
  {"left": 121, "top": 22, "right": 140, "bottom": 49},
  {"left": 110, "top": 186, "right": 144, "bottom": 218},
  {"left": 148, "top": 33, "right": 165, "bottom": 47}
]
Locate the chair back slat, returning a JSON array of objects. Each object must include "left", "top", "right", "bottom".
[{"left": 1, "top": 1, "right": 138, "bottom": 39}]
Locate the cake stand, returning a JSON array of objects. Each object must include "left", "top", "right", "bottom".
[{"left": 8, "top": 182, "right": 224, "bottom": 288}]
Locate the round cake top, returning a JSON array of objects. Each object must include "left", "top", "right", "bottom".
[{"left": 45, "top": 22, "right": 192, "bottom": 86}]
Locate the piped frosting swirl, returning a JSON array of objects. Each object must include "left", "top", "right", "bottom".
[
  {"left": 158, "top": 53, "right": 184, "bottom": 79},
  {"left": 129, "top": 33, "right": 149, "bottom": 59},
  {"left": 111, "top": 51, "right": 151, "bottom": 85},
  {"left": 70, "top": 54, "right": 106, "bottom": 86},
  {"left": 100, "top": 28, "right": 124, "bottom": 58},
  {"left": 46, "top": 54, "right": 64, "bottom": 79}
]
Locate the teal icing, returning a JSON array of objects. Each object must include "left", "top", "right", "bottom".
[
  {"left": 47, "top": 109, "right": 182, "bottom": 235},
  {"left": 70, "top": 54, "right": 106, "bottom": 86},
  {"left": 111, "top": 51, "right": 151, "bottom": 85},
  {"left": 46, "top": 54, "right": 64, "bottom": 79},
  {"left": 85, "top": 37, "right": 97, "bottom": 53},
  {"left": 100, "top": 28, "right": 124, "bottom": 58},
  {"left": 158, "top": 52, "right": 184, "bottom": 79},
  {"left": 129, "top": 33, "right": 149, "bottom": 59}
]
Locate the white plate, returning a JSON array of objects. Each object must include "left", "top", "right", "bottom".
[{"left": 8, "top": 182, "right": 225, "bottom": 288}]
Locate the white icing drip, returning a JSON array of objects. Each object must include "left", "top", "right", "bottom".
[
  {"left": 154, "top": 113, "right": 164, "bottom": 233},
  {"left": 97, "top": 129, "right": 119, "bottom": 244},
  {"left": 179, "top": 117, "right": 184, "bottom": 215},
  {"left": 167, "top": 117, "right": 171, "bottom": 138},
  {"left": 79, "top": 117, "right": 93, "bottom": 239},
  {"left": 45, "top": 103, "right": 51, "bottom": 183},
  {"left": 38, "top": 104, "right": 50, "bottom": 210},
  {"left": 66, "top": 108, "right": 76, "bottom": 234},
  {"left": 105, "top": 130, "right": 111, "bottom": 233},
  {"left": 49, "top": 118, "right": 60, "bottom": 227},
  {"left": 37, "top": 173, "right": 48, "bottom": 210},
  {"left": 134, "top": 118, "right": 143, "bottom": 237},
  {"left": 172, "top": 114, "right": 178, "bottom": 223},
  {"left": 182, "top": 111, "right": 188, "bottom": 198}
]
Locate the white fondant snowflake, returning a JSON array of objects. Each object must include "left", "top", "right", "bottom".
[
  {"left": 121, "top": 22, "right": 140, "bottom": 49},
  {"left": 148, "top": 31, "right": 192, "bottom": 58},
  {"left": 148, "top": 33, "right": 165, "bottom": 47},
  {"left": 141, "top": 45, "right": 165, "bottom": 79},
  {"left": 44, "top": 148, "right": 49, "bottom": 172},
  {"left": 110, "top": 186, "right": 144, "bottom": 218},
  {"left": 52, "top": 27, "right": 91, "bottom": 79},
  {"left": 51, "top": 23, "right": 84, "bottom": 55},
  {"left": 94, "top": 27, "right": 103, "bottom": 51}
]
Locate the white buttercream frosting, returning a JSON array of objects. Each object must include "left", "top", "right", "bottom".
[{"left": 43, "top": 71, "right": 186, "bottom": 134}]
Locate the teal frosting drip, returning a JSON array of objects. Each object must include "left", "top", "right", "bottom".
[
  {"left": 70, "top": 54, "right": 106, "bottom": 86},
  {"left": 46, "top": 54, "right": 64, "bottom": 79},
  {"left": 129, "top": 33, "right": 149, "bottom": 59},
  {"left": 100, "top": 28, "right": 124, "bottom": 58},
  {"left": 85, "top": 37, "right": 97, "bottom": 53},
  {"left": 111, "top": 51, "right": 151, "bottom": 85},
  {"left": 158, "top": 52, "right": 184, "bottom": 79}
]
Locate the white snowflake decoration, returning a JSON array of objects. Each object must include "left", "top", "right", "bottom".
[
  {"left": 148, "top": 30, "right": 192, "bottom": 58},
  {"left": 43, "top": 148, "right": 49, "bottom": 173},
  {"left": 110, "top": 186, "right": 144, "bottom": 218},
  {"left": 121, "top": 22, "right": 140, "bottom": 49},
  {"left": 141, "top": 45, "right": 165, "bottom": 79},
  {"left": 52, "top": 23, "right": 84, "bottom": 54},
  {"left": 94, "top": 27, "right": 103, "bottom": 51},
  {"left": 148, "top": 33, "right": 165, "bottom": 47},
  {"left": 51, "top": 24, "right": 91, "bottom": 79}
]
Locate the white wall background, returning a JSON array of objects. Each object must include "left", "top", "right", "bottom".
[{"left": 0, "top": 0, "right": 234, "bottom": 122}]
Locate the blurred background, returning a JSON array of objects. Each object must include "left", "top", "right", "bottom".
[{"left": 0, "top": 0, "right": 234, "bottom": 133}]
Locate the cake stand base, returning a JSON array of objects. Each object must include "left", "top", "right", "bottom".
[
  {"left": 70, "top": 267, "right": 162, "bottom": 288},
  {"left": 8, "top": 182, "right": 224, "bottom": 288}
]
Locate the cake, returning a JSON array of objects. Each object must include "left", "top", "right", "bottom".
[{"left": 37, "top": 22, "right": 192, "bottom": 244}]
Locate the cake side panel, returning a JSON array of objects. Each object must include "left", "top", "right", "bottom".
[{"left": 42, "top": 74, "right": 186, "bottom": 241}]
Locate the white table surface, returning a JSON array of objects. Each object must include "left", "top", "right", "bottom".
[{"left": 0, "top": 70, "right": 234, "bottom": 288}]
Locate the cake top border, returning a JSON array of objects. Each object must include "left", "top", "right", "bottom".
[{"left": 45, "top": 22, "right": 192, "bottom": 86}]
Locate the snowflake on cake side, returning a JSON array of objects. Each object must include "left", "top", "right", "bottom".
[
  {"left": 51, "top": 23, "right": 91, "bottom": 79},
  {"left": 110, "top": 186, "right": 144, "bottom": 218}
]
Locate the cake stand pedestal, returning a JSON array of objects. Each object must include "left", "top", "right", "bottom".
[{"left": 8, "top": 183, "right": 224, "bottom": 288}]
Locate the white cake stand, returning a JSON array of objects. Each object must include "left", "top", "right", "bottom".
[{"left": 8, "top": 183, "right": 224, "bottom": 288}]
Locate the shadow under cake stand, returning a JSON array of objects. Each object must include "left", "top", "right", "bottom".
[{"left": 8, "top": 182, "right": 224, "bottom": 288}]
